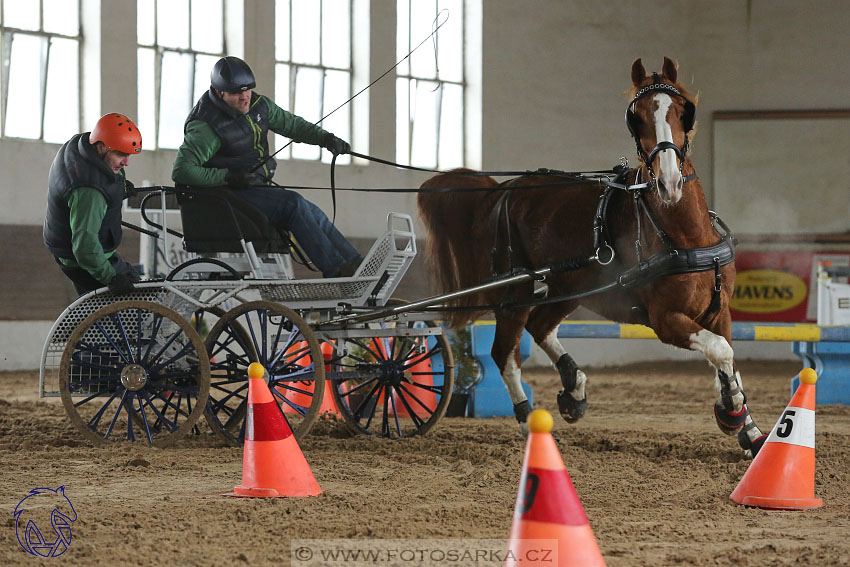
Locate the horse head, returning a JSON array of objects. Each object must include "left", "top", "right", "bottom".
[{"left": 626, "top": 57, "right": 696, "bottom": 204}]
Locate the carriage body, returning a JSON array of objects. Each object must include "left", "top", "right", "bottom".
[{"left": 39, "top": 188, "right": 455, "bottom": 446}]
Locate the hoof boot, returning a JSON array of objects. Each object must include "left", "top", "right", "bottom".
[
  {"left": 737, "top": 430, "right": 768, "bottom": 459},
  {"left": 557, "top": 389, "right": 588, "bottom": 423},
  {"left": 513, "top": 400, "right": 533, "bottom": 424},
  {"left": 714, "top": 402, "right": 747, "bottom": 435}
]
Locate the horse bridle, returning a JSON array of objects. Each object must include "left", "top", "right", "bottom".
[{"left": 625, "top": 74, "right": 696, "bottom": 181}]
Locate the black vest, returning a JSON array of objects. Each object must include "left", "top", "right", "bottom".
[
  {"left": 44, "top": 133, "right": 127, "bottom": 259},
  {"left": 185, "top": 89, "right": 276, "bottom": 185}
]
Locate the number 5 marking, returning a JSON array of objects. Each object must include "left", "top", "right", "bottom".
[{"left": 776, "top": 409, "right": 796, "bottom": 438}]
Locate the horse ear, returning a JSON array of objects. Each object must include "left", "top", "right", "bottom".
[
  {"left": 662, "top": 57, "right": 678, "bottom": 83},
  {"left": 631, "top": 58, "right": 647, "bottom": 86}
]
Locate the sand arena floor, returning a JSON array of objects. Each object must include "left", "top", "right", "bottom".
[{"left": 1, "top": 359, "right": 848, "bottom": 566}]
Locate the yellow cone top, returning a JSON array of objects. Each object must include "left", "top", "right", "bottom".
[
  {"left": 248, "top": 362, "right": 266, "bottom": 380},
  {"left": 527, "top": 409, "right": 554, "bottom": 434},
  {"left": 799, "top": 367, "right": 817, "bottom": 385}
]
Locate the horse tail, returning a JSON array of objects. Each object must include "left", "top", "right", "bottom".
[{"left": 418, "top": 169, "right": 500, "bottom": 327}]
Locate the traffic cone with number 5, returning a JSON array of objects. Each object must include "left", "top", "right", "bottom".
[
  {"left": 505, "top": 409, "right": 606, "bottom": 566},
  {"left": 730, "top": 368, "right": 822, "bottom": 509}
]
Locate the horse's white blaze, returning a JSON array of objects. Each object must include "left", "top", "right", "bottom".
[
  {"left": 501, "top": 347, "right": 527, "bottom": 404},
  {"left": 538, "top": 330, "right": 566, "bottom": 363},
  {"left": 652, "top": 93, "right": 684, "bottom": 202}
]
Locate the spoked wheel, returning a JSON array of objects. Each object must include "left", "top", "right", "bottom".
[
  {"left": 59, "top": 300, "right": 210, "bottom": 448},
  {"left": 329, "top": 308, "right": 455, "bottom": 438},
  {"left": 184, "top": 305, "right": 230, "bottom": 437},
  {"left": 203, "top": 300, "right": 325, "bottom": 444}
]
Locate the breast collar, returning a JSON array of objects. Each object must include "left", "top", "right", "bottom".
[{"left": 592, "top": 168, "right": 736, "bottom": 313}]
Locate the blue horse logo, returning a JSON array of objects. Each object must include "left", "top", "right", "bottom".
[{"left": 13, "top": 486, "right": 78, "bottom": 557}]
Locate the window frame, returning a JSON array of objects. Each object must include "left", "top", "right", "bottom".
[
  {"left": 395, "top": 0, "right": 466, "bottom": 169},
  {"left": 273, "top": 0, "right": 353, "bottom": 163},
  {"left": 0, "top": 0, "right": 82, "bottom": 141},
  {"left": 136, "top": 0, "right": 228, "bottom": 150}
]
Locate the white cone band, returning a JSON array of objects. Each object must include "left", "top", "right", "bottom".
[{"left": 765, "top": 406, "right": 815, "bottom": 449}]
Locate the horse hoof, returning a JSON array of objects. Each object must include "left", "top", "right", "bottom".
[
  {"left": 737, "top": 430, "right": 768, "bottom": 459},
  {"left": 513, "top": 400, "right": 533, "bottom": 424},
  {"left": 518, "top": 421, "right": 530, "bottom": 437},
  {"left": 557, "top": 389, "right": 588, "bottom": 423},
  {"left": 713, "top": 402, "right": 748, "bottom": 435}
]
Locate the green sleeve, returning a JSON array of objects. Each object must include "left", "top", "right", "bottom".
[
  {"left": 68, "top": 187, "right": 116, "bottom": 284},
  {"left": 265, "top": 96, "right": 331, "bottom": 147},
  {"left": 172, "top": 120, "right": 229, "bottom": 187}
]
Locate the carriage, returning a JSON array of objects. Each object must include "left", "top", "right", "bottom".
[{"left": 39, "top": 186, "right": 456, "bottom": 447}]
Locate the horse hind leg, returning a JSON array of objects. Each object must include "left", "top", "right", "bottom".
[
  {"left": 492, "top": 310, "right": 533, "bottom": 433},
  {"left": 537, "top": 329, "right": 588, "bottom": 423},
  {"left": 690, "top": 329, "right": 767, "bottom": 457}
]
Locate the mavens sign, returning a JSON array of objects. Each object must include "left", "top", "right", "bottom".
[
  {"left": 730, "top": 251, "right": 850, "bottom": 322},
  {"left": 731, "top": 269, "right": 808, "bottom": 314}
]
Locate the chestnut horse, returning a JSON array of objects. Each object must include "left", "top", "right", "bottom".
[{"left": 418, "top": 57, "right": 766, "bottom": 457}]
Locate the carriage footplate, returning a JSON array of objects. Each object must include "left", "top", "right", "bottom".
[{"left": 556, "top": 353, "right": 588, "bottom": 423}]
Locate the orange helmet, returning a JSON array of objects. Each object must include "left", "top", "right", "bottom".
[{"left": 90, "top": 113, "right": 142, "bottom": 154}]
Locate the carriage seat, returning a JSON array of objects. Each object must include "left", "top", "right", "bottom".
[{"left": 176, "top": 186, "right": 292, "bottom": 254}]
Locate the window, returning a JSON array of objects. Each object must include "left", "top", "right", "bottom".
[
  {"left": 0, "top": 0, "right": 81, "bottom": 143},
  {"left": 137, "top": 0, "right": 226, "bottom": 149},
  {"left": 274, "top": 0, "right": 352, "bottom": 164},
  {"left": 396, "top": 0, "right": 464, "bottom": 169}
]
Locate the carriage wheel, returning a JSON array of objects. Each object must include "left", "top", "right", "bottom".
[
  {"left": 329, "top": 307, "right": 455, "bottom": 438},
  {"left": 59, "top": 300, "right": 210, "bottom": 448},
  {"left": 184, "top": 305, "right": 231, "bottom": 437},
  {"left": 203, "top": 300, "right": 325, "bottom": 444}
]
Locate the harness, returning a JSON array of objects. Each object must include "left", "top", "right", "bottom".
[
  {"left": 595, "top": 168, "right": 735, "bottom": 314},
  {"left": 487, "top": 76, "right": 734, "bottom": 317}
]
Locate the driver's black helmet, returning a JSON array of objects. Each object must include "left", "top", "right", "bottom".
[{"left": 211, "top": 56, "right": 256, "bottom": 92}]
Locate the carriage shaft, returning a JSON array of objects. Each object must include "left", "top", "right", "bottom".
[{"left": 328, "top": 267, "right": 554, "bottom": 326}]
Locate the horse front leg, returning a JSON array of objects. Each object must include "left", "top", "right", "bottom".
[
  {"left": 653, "top": 311, "right": 766, "bottom": 457},
  {"left": 688, "top": 329, "right": 767, "bottom": 457},
  {"left": 526, "top": 306, "right": 588, "bottom": 423}
]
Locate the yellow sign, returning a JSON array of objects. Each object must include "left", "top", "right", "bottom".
[{"left": 731, "top": 269, "right": 808, "bottom": 314}]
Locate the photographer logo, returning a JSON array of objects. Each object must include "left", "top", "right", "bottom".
[{"left": 13, "top": 486, "right": 77, "bottom": 558}]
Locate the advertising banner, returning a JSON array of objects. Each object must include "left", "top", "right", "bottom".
[{"left": 730, "top": 251, "right": 850, "bottom": 322}]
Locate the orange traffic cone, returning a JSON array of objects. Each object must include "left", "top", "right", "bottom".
[
  {"left": 280, "top": 341, "right": 340, "bottom": 416},
  {"left": 506, "top": 410, "right": 606, "bottom": 567},
  {"left": 224, "top": 363, "right": 322, "bottom": 498},
  {"left": 730, "top": 367, "right": 822, "bottom": 510},
  {"left": 390, "top": 342, "right": 437, "bottom": 418}
]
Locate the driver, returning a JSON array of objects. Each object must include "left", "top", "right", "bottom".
[
  {"left": 44, "top": 113, "right": 142, "bottom": 295},
  {"left": 172, "top": 56, "right": 362, "bottom": 278}
]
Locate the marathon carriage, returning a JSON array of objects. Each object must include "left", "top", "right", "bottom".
[{"left": 39, "top": 187, "right": 455, "bottom": 447}]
